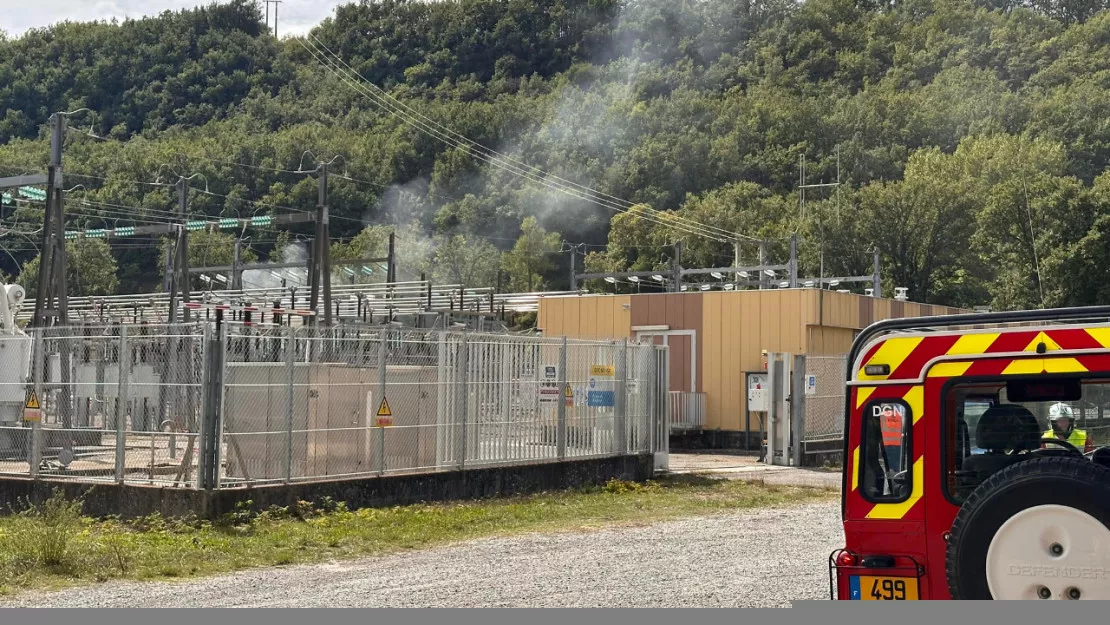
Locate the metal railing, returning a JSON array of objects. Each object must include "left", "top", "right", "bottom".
[
  {"left": 0, "top": 322, "right": 669, "bottom": 488},
  {"left": 668, "top": 392, "right": 706, "bottom": 430}
]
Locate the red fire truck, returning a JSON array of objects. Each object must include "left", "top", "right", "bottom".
[{"left": 830, "top": 307, "right": 1110, "bottom": 600}]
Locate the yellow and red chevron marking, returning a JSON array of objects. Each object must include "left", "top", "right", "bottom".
[
  {"left": 847, "top": 384, "right": 925, "bottom": 521},
  {"left": 857, "top": 327, "right": 1110, "bottom": 382},
  {"left": 847, "top": 327, "right": 1110, "bottom": 522}
]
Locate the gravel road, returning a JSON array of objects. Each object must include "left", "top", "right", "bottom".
[{"left": 0, "top": 500, "right": 841, "bottom": 608}]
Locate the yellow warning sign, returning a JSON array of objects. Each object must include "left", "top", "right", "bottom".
[
  {"left": 375, "top": 397, "right": 393, "bottom": 427},
  {"left": 23, "top": 389, "right": 41, "bottom": 422},
  {"left": 564, "top": 384, "right": 573, "bottom": 397},
  {"left": 590, "top": 365, "right": 615, "bottom": 377}
]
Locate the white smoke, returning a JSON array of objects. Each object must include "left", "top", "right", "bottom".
[
  {"left": 363, "top": 177, "right": 433, "bottom": 225},
  {"left": 490, "top": 23, "right": 653, "bottom": 237},
  {"left": 240, "top": 239, "right": 310, "bottom": 290}
]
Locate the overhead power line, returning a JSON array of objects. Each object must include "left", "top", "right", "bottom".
[{"left": 299, "top": 36, "right": 751, "bottom": 245}]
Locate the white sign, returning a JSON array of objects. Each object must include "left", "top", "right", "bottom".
[
  {"left": 747, "top": 373, "right": 768, "bottom": 412},
  {"left": 538, "top": 365, "right": 560, "bottom": 404},
  {"left": 805, "top": 374, "right": 817, "bottom": 396},
  {"left": 538, "top": 387, "right": 560, "bottom": 404}
]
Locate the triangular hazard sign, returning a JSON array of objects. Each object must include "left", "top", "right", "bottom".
[
  {"left": 25, "top": 390, "right": 40, "bottom": 410},
  {"left": 564, "top": 384, "right": 573, "bottom": 397},
  {"left": 376, "top": 397, "right": 392, "bottom": 417}
]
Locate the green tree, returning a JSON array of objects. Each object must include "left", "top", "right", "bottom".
[
  {"left": 432, "top": 234, "right": 501, "bottom": 288},
  {"left": 855, "top": 147, "right": 982, "bottom": 304},
  {"left": 501, "top": 217, "right": 562, "bottom": 291},
  {"left": 19, "top": 239, "right": 119, "bottom": 298}
]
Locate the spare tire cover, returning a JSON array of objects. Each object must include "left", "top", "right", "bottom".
[{"left": 946, "top": 456, "right": 1110, "bottom": 599}]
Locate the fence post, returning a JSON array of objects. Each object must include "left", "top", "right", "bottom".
[
  {"left": 378, "top": 328, "right": 387, "bottom": 476},
  {"left": 285, "top": 325, "right": 295, "bottom": 483},
  {"left": 646, "top": 345, "right": 656, "bottom": 456},
  {"left": 792, "top": 354, "right": 807, "bottom": 468},
  {"left": 115, "top": 326, "right": 129, "bottom": 484},
  {"left": 557, "top": 337, "right": 567, "bottom": 460},
  {"left": 456, "top": 335, "right": 469, "bottom": 470},
  {"left": 198, "top": 322, "right": 224, "bottom": 490},
  {"left": 615, "top": 338, "right": 628, "bottom": 455},
  {"left": 655, "top": 345, "right": 670, "bottom": 471},
  {"left": 436, "top": 330, "right": 447, "bottom": 468},
  {"left": 28, "top": 328, "right": 44, "bottom": 478}
]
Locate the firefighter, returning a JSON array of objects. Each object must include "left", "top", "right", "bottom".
[
  {"left": 878, "top": 404, "right": 904, "bottom": 474},
  {"left": 1042, "top": 402, "right": 1093, "bottom": 453}
]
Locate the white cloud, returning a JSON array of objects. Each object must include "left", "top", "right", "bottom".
[{"left": 0, "top": 0, "right": 348, "bottom": 38}]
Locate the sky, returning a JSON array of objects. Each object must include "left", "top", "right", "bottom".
[{"left": 0, "top": 0, "right": 349, "bottom": 39}]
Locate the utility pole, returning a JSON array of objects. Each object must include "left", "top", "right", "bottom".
[
  {"left": 733, "top": 238, "right": 742, "bottom": 286},
  {"left": 263, "top": 1, "right": 281, "bottom": 38},
  {"left": 789, "top": 234, "right": 798, "bottom": 288},
  {"left": 799, "top": 153, "right": 806, "bottom": 222},
  {"left": 797, "top": 144, "right": 843, "bottom": 224},
  {"left": 836, "top": 144, "right": 841, "bottom": 225},
  {"left": 231, "top": 238, "right": 244, "bottom": 290},
  {"left": 873, "top": 249, "right": 881, "bottom": 298},
  {"left": 163, "top": 247, "right": 174, "bottom": 295},
  {"left": 671, "top": 241, "right": 683, "bottom": 293},
  {"left": 758, "top": 240, "right": 769, "bottom": 290},
  {"left": 307, "top": 162, "right": 332, "bottom": 326},
  {"left": 30, "top": 112, "right": 75, "bottom": 461},
  {"left": 387, "top": 231, "right": 396, "bottom": 284},
  {"left": 167, "top": 177, "right": 191, "bottom": 324},
  {"left": 32, "top": 113, "right": 68, "bottom": 328},
  {"left": 569, "top": 244, "right": 577, "bottom": 291}
]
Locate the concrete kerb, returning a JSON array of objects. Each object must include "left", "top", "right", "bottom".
[
  {"left": 664, "top": 453, "right": 842, "bottom": 490},
  {"left": 0, "top": 453, "right": 657, "bottom": 520},
  {"left": 666, "top": 468, "right": 842, "bottom": 490}
]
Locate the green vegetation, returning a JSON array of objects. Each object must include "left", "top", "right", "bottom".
[
  {"left": 0, "top": 479, "right": 833, "bottom": 595},
  {"left": 3, "top": 0, "right": 1110, "bottom": 310}
]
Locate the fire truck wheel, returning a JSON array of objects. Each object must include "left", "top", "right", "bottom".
[{"left": 946, "top": 456, "right": 1110, "bottom": 600}]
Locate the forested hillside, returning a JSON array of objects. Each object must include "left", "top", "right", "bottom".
[{"left": 3, "top": 0, "right": 1110, "bottom": 310}]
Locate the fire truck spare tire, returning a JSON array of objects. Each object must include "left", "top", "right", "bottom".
[{"left": 946, "top": 456, "right": 1110, "bottom": 600}]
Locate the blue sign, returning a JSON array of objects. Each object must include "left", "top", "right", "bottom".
[{"left": 587, "top": 390, "right": 615, "bottom": 407}]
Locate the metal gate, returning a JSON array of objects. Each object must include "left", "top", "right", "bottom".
[{"left": 801, "top": 354, "right": 848, "bottom": 457}]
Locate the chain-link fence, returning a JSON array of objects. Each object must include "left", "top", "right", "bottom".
[
  {"left": 0, "top": 324, "right": 206, "bottom": 486},
  {"left": 802, "top": 354, "right": 848, "bottom": 446},
  {"left": 0, "top": 322, "right": 668, "bottom": 488},
  {"left": 221, "top": 329, "right": 665, "bottom": 484}
]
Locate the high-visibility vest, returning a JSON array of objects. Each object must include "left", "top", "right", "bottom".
[
  {"left": 880, "top": 410, "right": 903, "bottom": 447},
  {"left": 1042, "top": 428, "right": 1091, "bottom": 453}
]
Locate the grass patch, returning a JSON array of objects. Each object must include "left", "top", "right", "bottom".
[{"left": 0, "top": 477, "right": 834, "bottom": 597}]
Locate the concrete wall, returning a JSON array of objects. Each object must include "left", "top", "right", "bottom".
[
  {"left": 224, "top": 363, "right": 440, "bottom": 481},
  {"left": 0, "top": 454, "right": 655, "bottom": 520}
]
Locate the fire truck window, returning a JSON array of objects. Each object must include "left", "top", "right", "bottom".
[
  {"left": 860, "top": 400, "right": 912, "bottom": 502},
  {"left": 946, "top": 379, "right": 1110, "bottom": 502}
]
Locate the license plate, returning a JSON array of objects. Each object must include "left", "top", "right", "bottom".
[{"left": 849, "top": 575, "right": 918, "bottom": 600}]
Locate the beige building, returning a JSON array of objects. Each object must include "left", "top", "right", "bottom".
[{"left": 538, "top": 288, "right": 964, "bottom": 438}]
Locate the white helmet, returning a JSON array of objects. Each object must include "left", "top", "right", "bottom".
[{"left": 1049, "top": 403, "right": 1074, "bottom": 421}]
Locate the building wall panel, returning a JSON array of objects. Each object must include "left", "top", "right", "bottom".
[{"left": 539, "top": 290, "right": 967, "bottom": 435}]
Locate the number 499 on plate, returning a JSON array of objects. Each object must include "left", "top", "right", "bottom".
[{"left": 849, "top": 576, "right": 918, "bottom": 600}]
